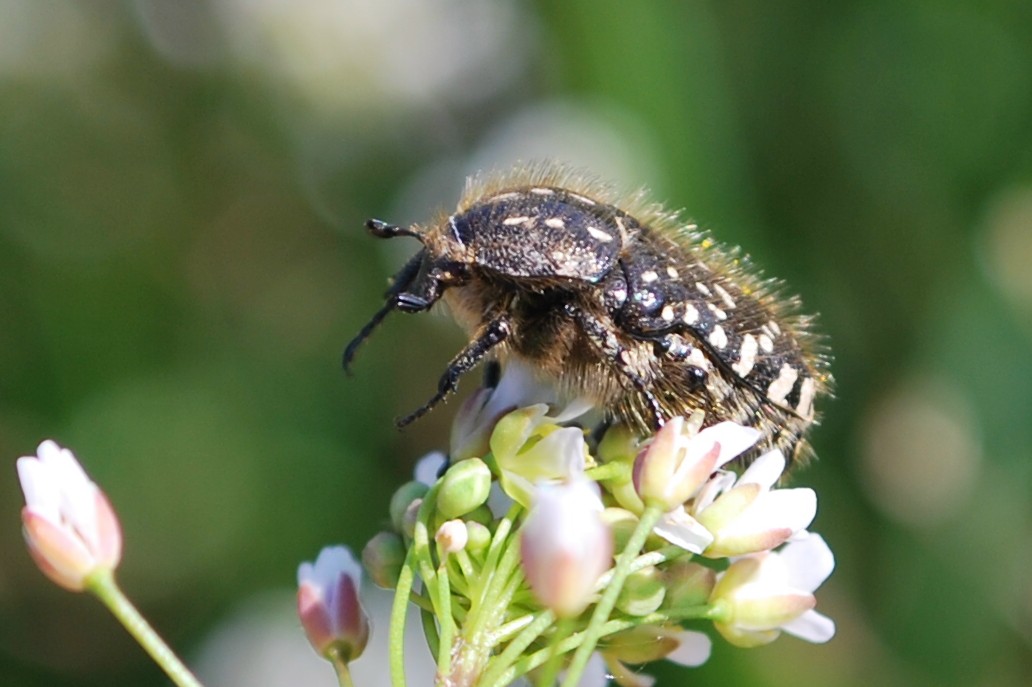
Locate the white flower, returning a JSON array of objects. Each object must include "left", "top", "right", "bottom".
[
  {"left": 490, "top": 404, "right": 589, "bottom": 507},
  {"left": 633, "top": 415, "right": 761, "bottom": 511},
  {"left": 520, "top": 476, "right": 613, "bottom": 617},
  {"left": 16, "top": 440, "right": 122, "bottom": 592},
  {"left": 697, "top": 450, "right": 816, "bottom": 558},
  {"left": 709, "top": 533, "right": 836, "bottom": 647},
  {"left": 656, "top": 450, "right": 817, "bottom": 557},
  {"left": 297, "top": 546, "right": 370, "bottom": 662}
]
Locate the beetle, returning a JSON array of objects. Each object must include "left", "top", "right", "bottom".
[{"left": 344, "top": 164, "right": 830, "bottom": 464}]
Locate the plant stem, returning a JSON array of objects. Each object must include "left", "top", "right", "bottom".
[
  {"left": 86, "top": 569, "right": 204, "bottom": 687},
  {"left": 330, "top": 649, "right": 357, "bottom": 687}
]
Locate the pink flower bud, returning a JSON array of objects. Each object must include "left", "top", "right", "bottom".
[
  {"left": 16, "top": 440, "right": 122, "bottom": 592},
  {"left": 520, "top": 477, "right": 613, "bottom": 617},
  {"left": 297, "top": 546, "right": 370, "bottom": 662},
  {"left": 633, "top": 416, "right": 760, "bottom": 510}
]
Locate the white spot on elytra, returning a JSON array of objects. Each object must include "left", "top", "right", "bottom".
[
  {"left": 551, "top": 250, "right": 565, "bottom": 261},
  {"left": 683, "top": 304, "right": 699, "bottom": 324},
  {"left": 530, "top": 187, "right": 555, "bottom": 195},
  {"left": 696, "top": 282, "right": 712, "bottom": 296},
  {"left": 544, "top": 217, "right": 566, "bottom": 229},
  {"left": 768, "top": 320, "right": 782, "bottom": 336},
  {"left": 708, "top": 325, "right": 728, "bottom": 349},
  {"left": 661, "top": 305, "right": 675, "bottom": 322},
  {"left": 490, "top": 192, "right": 520, "bottom": 201},
  {"left": 767, "top": 363, "right": 799, "bottom": 405},
  {"left": 641, "top": 270, "right": 659, "bottom": 283},
  {"left": 687, "top": 347, "right": 710, "bottom": 369},
  {"left": 666, "top": 266, "right": 679, "bottom": 279},
  {"left": 796, "top": 377, "right": 816, "bottom": 418},
  {"left": 568, "top": 192, "right": 596, "bottom": 205},
  {"left": 612, "top": 288, "right": 627, "bottom": 302},
  {"left": 503, "top": 216, "right": 531, "bottom": 226},
  {"left": 587, "top": 226, "right": 614, "bottom": 242},
  {"left": 707, "top": 303, "right": 727, "bottom": 321},
  {"left": 714, "top": 284, "right": 736, "bottom": 309},
  {"left": 732, "top": 333, "right": 758, "bottom": 377},
  {"left": 758, "top": 333, "right": 775, "bottom": 353}
]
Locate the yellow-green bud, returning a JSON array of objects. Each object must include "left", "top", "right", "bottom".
[
  {"left": 464, "top": 521, "right": 492, "bottom": 553},
  {"left": 389, "top": 481, "right": 428, "bottom": 533},
  {"left": 437, "top": 458, "right": 492, "bottom": 519},
  {"left": 662, "top": 560, "right": 716, "bottom": 611},
  {"left": 601, "top": 507, "right": 639, "bottom": 552},
  {"left": 362, "top": 531, "right": 406, "bottom": 589},
  {"left": 597, "top": 423, "right": 638, "bottom": 464},
  {"left": 615, "top": 566, "right": 666, "bottom": 616},
  {"left": 602, "top": 625, "right": 679, "bottom": 664}
]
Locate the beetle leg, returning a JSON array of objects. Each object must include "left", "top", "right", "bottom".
[
  {"left": 397, "top": 316, "right": 512, "bottom": 428},
  {"left": 563, "top": 303, "right": 664, "bottom": 429}
]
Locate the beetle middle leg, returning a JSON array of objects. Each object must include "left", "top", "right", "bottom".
[{"left": 563, "top": 303, "right": 664, "bottom": 429}]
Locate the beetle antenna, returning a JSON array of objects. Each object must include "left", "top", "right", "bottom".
[{"left": 366, "top": 219, "right": 422, "bottom": 240}]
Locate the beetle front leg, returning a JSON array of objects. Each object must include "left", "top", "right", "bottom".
[{"left": 397, "top": 316, "right": 512, "bottom": 428}]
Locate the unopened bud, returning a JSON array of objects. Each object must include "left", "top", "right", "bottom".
[
  {"left": 390, "top": 481, "right": 428, "bottom": 533},
  {"left": 661, "top": 560, "right": 715, "bottom": 611},
  {"left": 437, "top": 458, "right": 491, "bottom": 519},
  {"left": 520, "top": 476, "right": 613, "bottom": 617},
  {"left": 17, "top": 441, "right": 122, "bottom": 592},
  {"left": 362, "top": 531, "right": 406, "bottom": 589},
  {"left": 435, "top": 519, "right": 468, "bottom": 554},
  {"left": 297, "top": 546, "right": 370, "bottom": 663},
  {"left": 464, "top": 521, "right": 491, "bottom": 553},
  {"left": 615, "top": 566, "right": 666, "bottom": 616}
]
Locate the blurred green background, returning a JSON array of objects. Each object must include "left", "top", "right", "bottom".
[{"left": 2, "top": 1, "right": 1031, "bottom": 686}]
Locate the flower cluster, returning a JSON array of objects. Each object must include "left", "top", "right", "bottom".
[
  {"left": 358, "top": 362, "right": 836, "bottom": 686},
  {"left": 14, "top": 362, "right": 835, "bottom": 687}
]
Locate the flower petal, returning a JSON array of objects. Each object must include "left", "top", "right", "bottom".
[
  {"left": 779, "top": 533, "right": 835, "bottom": 592},
  {"left": 782, "top": 609, "right": 836, "bottom": 643},
  {"left": 653, "top": 508, "right": 714, "bottom": 554},
  {"left": 665, "top": 629, "right": 712, "bottom": 667}
]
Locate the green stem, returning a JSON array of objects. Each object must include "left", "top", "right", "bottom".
[
  {"left": 435, "top": 562, "right": 455, "bottom": 676},
  {"left": 330, "top": 649, "right": 357, "bottom": 687},
  {"left": 390, "top": 549, "right": 417, "bottom": 687},
  {"left": 478, "top": 610, "right": 555, "bottom": 687},
  {"left": 86, "top": 569, "right": 204, "bottom": 687},
  {"left": 584, "top": 461, "right": 629, "bottom": 482},
  {"left": 559, "top": 504, "right": 664, "bottom": 687}
]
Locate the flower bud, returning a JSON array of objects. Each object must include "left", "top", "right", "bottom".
[
  {"left": 297, "top": 546, "right": 370, "bottom": 662},
  {"left": 615, "top": 566, "right": 666, "bottom": 616},
  {"left": 520, "top": 476, "right": 613, "bottom": 617},
  {"left": 435, "top": 519, "right": 468, "bottom": 554},
  {"left": 390, "top": 481, "right": 428, "bottom": 533},
  {"left": 601, "top": 507, "right": 639, "bottom": 552},
  {"left": 633, "top": 416, "right": 760, "bottom": 510},
  {"left": 362, "top": 531, "right": 406, "bottom": 589},
  {"left": 17, "top": 440, "right": 122, "bottom": 592},
  {"left": 437, "top": 458, "right": 492, "bottom": 519},
  {"left": 604, "top": 625, "right": 679, "bottom": 664},
  {"left": 661, "top": 560, "right": 715, "bottom": 610},
  {"left": 464, "top": 520, "right": 492, "bottom": 553}
]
